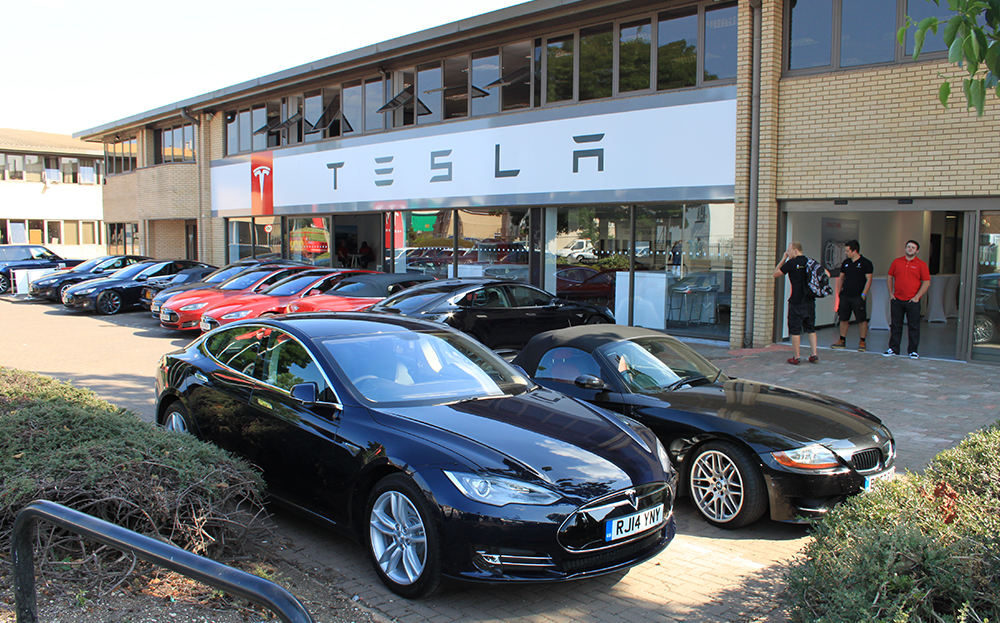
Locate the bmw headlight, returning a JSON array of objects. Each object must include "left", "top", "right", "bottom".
[
  {"left": 75, "top": 287, "right": 97, "bottom": 295},
  {"left": 771, "top": 444, "right": 841, "bottom": 470},
  {"left": 444, "top": 471, "right": 561, "bottom": 506},
  {"left": 221, "top": 310, "right": 252, "bottom": 320},
  {"left": 180, "top": 302, "right": 208, "bottom": 311}
]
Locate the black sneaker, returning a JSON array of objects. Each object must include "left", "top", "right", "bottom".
[
  {"left": 883, "top": 349, "right": 896, "bottom": 357},
  {"left": 909, "top": 352, "right": 919, "bottom": 359}
]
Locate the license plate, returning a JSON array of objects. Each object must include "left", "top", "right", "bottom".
[
  {"left": 199, "top": 318, "right": 211, "bottom": 331},
  {"left": 605, "top": 504, "right": 665, "bottom": 542},
  {"left": 864, "top": 466, "right": 895, "bottom": 491},
  {"left": 160, "top": 310, "right": 171, "bottom": 322}
]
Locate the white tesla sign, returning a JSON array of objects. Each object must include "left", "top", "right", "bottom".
[{"left": 211, "top": 98, "right": 736, "bottom": 214}]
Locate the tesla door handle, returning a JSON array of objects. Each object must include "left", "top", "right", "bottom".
[
  {"left": 194, "top": 372, "right": 208, "bottom": 383},
  {"left": 525, "top": 312, "right": 536, "bottom": 316}
]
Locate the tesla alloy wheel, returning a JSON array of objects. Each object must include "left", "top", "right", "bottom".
[
  {"left": 366, "top": 474, "right": 441, "bottom": 598},
  {"left": 59, "top": 282, "right": 75, "bottom": 301},
  {"left": 97, "top": 291, "right": 122, "bottom": 315},
  {"left": 0, "top": 274, "right": 9, "bottom": 294},
  {"left": 161, "top": 401, "right": 193, "bottom": 435},
  {"left": 688, "top": 440, "right": 767, "bottom": 529},
  {"left": 973, "top": 314, "right": 997, "bottom": 344}
]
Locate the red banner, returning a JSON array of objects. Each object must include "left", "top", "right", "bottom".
[{"left": 251, "top": 152, "right": 273, "bottom": 216}]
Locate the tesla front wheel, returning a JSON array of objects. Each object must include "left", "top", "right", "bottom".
[
  {"left": 160, "top": 401, "right": 193, "bottom": 435},
  {"left": 59, "top": 282, "right": 75, "bottom": 301},
  {"left": 688, "top": 440, "right": 767, "bottom": 529},
  {"left": 97, "top": 291, "right": 122, "bottom": 315},
  {"left": 0, "top": 273, "right": 8, "bottom": 294},
  {"left": 366, "top": 473, "right": 442, "bottom": 599}
]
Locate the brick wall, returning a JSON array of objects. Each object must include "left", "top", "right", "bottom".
[
  {"left": 147, "top": 219, "right": 187, "bottom": 259},
  {"left": 102, "top": 173, "right": 139, "bottom": 222}
]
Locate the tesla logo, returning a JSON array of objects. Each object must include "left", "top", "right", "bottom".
[
  {"left": 253, "top": 166, "right": 271, "bottom": 195},
  {"left": 626, "top": 489, "right": 638, "bottom": 510},
  {"left": 250, "top": 152, "right": 273, "bottom": 215}
]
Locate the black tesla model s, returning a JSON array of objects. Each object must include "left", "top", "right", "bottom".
[
  {"left": 512, "top": 325, "right": 896, "bottom": 529},
  {"left": 155, "top": 313, "right": 676, "bottom": 598}
]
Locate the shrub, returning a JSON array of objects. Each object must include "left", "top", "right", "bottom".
[
  {"left": 787, "top": 424, "right": 1000, "bottom": 622},
  {"left": 0, "top": 367, "right": 268, "bottom": 593}
]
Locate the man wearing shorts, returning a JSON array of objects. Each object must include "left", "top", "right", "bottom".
[
  {"left": 774, "top": 241, "right": 822, "bottom": 364},
  {"left": 831, "top": 240, "right": 873, "bottom": 351}
]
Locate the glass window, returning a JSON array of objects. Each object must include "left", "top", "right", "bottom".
[
  {"left": 288, "top": 217, "right": 331, "bottom": 265},
  {"left": 506, "top": 284, "right": 553, "bottom": 307},
  {"left": 658, "top": 8, "right": 698, "bottom": 90},
  {"left": 4, "top": 154, "right": 23, "bottom": 180},
  {"left": 546, "top": 33, "right": 575, "bottom": 103},
  {"left": 579, "top": 23, "right": 613, "bottom": 101},
  {"left": 417, "top": 62, "right": 443, "bottom": 123},
  {"left": 973, "top": 212, "right": 1000, "bottom": 363},
  {"left": 226, "top": 111, "right": 239, "bottom": 154},
  {"left": 788, "top": 0, "right": 833, "bottom": 70},
  {"left": 24, "top": 155, "right": 43, "bottom": 182},
  {"left": 172, "top": 126, "right": 184, "bottom": 160},
  {"left": 261, "top": 332, "right": 327, "bottom": 392},
  {"left": 443, "top": 56, "right": 469, "bottom": 120},
  {"left": 162, "top": 127, "right": 173, "bottom": 163},
  {"left": 472, "top": 49, "right": 500, "bottom": 116},
  {"left": 500, "top": 41, "right": 531, "bottom": 111},
  {"left": 79, "top": 158, "right": 96, "bottom": 184},
  {"left": 905, "top": 0, "right": 950, "bottom": 55},
  {"left": 364, "top": 77, "right": 384, "bottom": 132},
  {"left": 385, "top": 69, "right": 417, "bottom": 127},
  {"left": 533, "top": 38, "right": 543, "bottom": 108},
  {"left": 304, "top": 88, "right": 344, "bottom": 139},
  {"left": 342, "top": 80, "right": 363, "bottom": 134},
  {"left": 227, "top": 217, "right": 255, "bottom": 261},
  {"left": 282, "top": 96, "right": 303, "bottom": 145},
  {"left": 205, "top": 325, "right": 268, "bottom": 377},
  {"left": 841, "top": 0, "right": 896, "bottom": 67},
  {"left": 256, "top": 217, "right": 281, "bottom": 257},
  {"left": 46, "top": 221, "right": 61, "bottom": 245},
  {"left": 704, "top": 2, "right": 738, "bottom": 81},
  {"left": 535, "top": 347, "right": 601, "bottom": 383},
  {"left": 619, "top": 18, "right": 652, "bottom": 93},
  {"left": 183, "top": 125, "right": 195, "bottom": 160},
  {"left": 64, "top": 221, "right": 79, "bottom": 245},
  {"left": 81, "top": 222, "right": 96, "bottom": 245}
]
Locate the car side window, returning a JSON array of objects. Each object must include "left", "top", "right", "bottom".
[
  {"left": 506, "top": 285, "right": 552, "bottom": 307},
  {"left": 204, "top": 326, "right": 269, "bottom": 378},
  {"left": 469, "top": 286, "right": 508, "bottom": 308},
  {"left": 260, "top": 331, "right": 327, "bottom": 392},
  {"left": 535, "top": 347, "right": 601, "bottom": 383}
]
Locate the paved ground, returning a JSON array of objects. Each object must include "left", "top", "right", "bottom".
[{"left": 2, "top": 294, "right": 998, "bottom": 623}]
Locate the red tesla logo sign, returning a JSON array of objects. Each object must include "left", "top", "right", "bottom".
[{"left": 251, "top": 152, "right": 273, "bottom": 216}]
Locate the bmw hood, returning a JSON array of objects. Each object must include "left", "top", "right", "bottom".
[
  {"left": 370, "top": 388, "right": 664, "bottom": 499},
  {"left": 650, "top": 378, "right": 885, "bottom": 449}
]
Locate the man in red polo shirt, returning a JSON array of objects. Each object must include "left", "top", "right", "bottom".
[{"left": 884, "top": 240, "right": 930, "bottom": 359}]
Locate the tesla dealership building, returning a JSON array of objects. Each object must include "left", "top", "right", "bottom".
[{"left": 76, "top": 0, "right": 1000, "bottom": 362}]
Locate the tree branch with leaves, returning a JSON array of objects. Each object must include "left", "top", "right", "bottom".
[{"left": 899, "top": 0, "right": 1000, "bottom": 115}]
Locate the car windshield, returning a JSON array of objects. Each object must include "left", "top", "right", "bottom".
[
  {"left": 106, "top": 262, "right": 155, "bottom": 280},
  {"left": 204, "top": 264, "right": 250, "bottom": 284},
  {"left": 596, "top": 336, "right": 726, "bottom": 393},
  {"left": 263, "top": 274, "right": 325, "bottom": 296},
  {"left": 321, "top": 329, "right": 531, "bottom": 406},
  {"left": 219, "top": 269, "right": 273, "bottom": 290},
  {"left": 71, "top": 256, "right": 110, "bottom": 272},
  {"left": 375, "top": 286, "right": 455, "bottom": 314}
]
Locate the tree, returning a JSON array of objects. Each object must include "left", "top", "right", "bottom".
[{"left": 899, "top": 0, "right": 1000, "bottom": 115}]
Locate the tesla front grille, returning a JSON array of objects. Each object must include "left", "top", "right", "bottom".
[
  {"left": 851, "top": 448, "right": 882, "bottom": 472},
  {"left": 559, "top": 482, "right": 670, "bottom": 552}
]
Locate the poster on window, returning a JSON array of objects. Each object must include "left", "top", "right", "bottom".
[{"left": 821, "top": 218, "right": 859, "bottom": 276}]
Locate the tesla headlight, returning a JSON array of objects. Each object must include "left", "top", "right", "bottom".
[
  {"left": 771, "top": 444, "right": 841, "bottom": 470},
  {"left": 287, "top": 303, "right": 300, "bottom": 312},
  {"left": 221, "top": 310, "right": 252, "bottom": 320},
  {"left": 444, "top": 471, "right": 561, "bottom": 506},
  {"left": 75, "top": 287, "right": 97, "bottom": 295},
  {"left": 180, "top": 302, "right": 208, "bottom": 311},
  {"left": 35, "top": 279, "right": 55, "bottom": 286}
]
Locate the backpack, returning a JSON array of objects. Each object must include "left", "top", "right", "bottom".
[{"left": 804, "top": 257, "right": 833, "bottom": 298}]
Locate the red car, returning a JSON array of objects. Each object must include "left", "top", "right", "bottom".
[
  {"left": 158, "top": 265, "right": 310, "bottom": 330},
  {"left": 199, "top": 268, "right": 372, "bottom": 331},
  {"left": 286, "top": 273, "right": 435, "bottom": 313},
  {"left": 556, "top": 266, "right": 616, "bottom": 306}
]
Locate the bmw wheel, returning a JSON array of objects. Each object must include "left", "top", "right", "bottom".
[
  {"left": 160, "top": 401, "right": 193, "bottom": 435},
  {"left": 97, "top": 291, "right": 122, "bottom": 315},
  {"left": 688, "top": 440, "right": 767, "bottom": 529},
  {"left": 366, "top": 473, "right": 442, "bottom": 599},
  {"left": 973, "top": 314, "right": 997, "bottom": 344}
]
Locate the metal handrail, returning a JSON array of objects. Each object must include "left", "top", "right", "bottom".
[{"left": 12, "top": 500, "right": 315, "bottom": 623}]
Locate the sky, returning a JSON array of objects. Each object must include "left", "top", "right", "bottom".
[{"left": 3, "top": 0, "right": 529, "bottom": 137}]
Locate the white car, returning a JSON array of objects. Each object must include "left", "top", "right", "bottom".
[{"left": 556, "top": 238, "right": 596, "bottom": 260}]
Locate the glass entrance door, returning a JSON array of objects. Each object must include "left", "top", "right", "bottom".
[{"left": 971, "top": 211, "right": 1000, "bottom": 363}]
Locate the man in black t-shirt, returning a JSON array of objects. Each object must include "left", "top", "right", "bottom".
[
  {"left": 831, "top": 239, "right": 874, "bottom": 351},
  {"left": 774, "top": 241, "right": 822, "bottom": 365}
]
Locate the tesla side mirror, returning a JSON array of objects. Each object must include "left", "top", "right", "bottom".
[
  {"left": 575, "top": 374, "right": 606, "bottom": 390},
  {"left": 290, "top": 382, "right": 318, "bottom": 404},
  {"left": 93, "top": 267, "right": 104, "bottom": 273}
]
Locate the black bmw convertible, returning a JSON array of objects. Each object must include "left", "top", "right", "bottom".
[
  {"left": 155, "top": 313, "right": 676, "bottom": 597},
  {"left": 512, "top": 325, "right": 896, "bottom": 529}
]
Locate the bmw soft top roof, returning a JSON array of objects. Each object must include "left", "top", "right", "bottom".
[{"left": 514, "top": 324, "right": 680, "bottom": 375}]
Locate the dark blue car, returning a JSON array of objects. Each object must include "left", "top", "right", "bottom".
[
  {"left": 27, "top": 255, "right": 150, "bottom": 301},
  {"left": 0, "top": 245, "right": 85, "bottom": 294}
]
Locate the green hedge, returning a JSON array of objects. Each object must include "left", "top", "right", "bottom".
[
  {"left": 787, "top": 424, "right": 1000, "bottom": 622},
  {"left": 0, "top": 368, "right": 267, "bottom": 591}
]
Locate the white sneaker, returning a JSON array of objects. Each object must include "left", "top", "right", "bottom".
[
  {"left": 883, "top": 349, "right": 896, "bottom": 357},
  {"left": 909, "top": 352, "right": 919, "bottom": 359}
]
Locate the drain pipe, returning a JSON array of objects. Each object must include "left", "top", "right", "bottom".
[
  {"left": 180, "top": 108, "right": 201, "bottom": 126},
  {"left": 744, "top": 0, "right": 763, "bottom": 349}
]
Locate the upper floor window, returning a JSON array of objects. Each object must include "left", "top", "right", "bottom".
[
  {"left": 787, "top": 0, "right": 950, "bottom": 73},
  {"left": 105, "top": 138, "right": 137, "bottom": 175},
  {"left": 154, "top": 124, "right": 196, "bottom": 164},
  {"left": 0, "top": 153, "right": 100, "bottom": 184}
]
